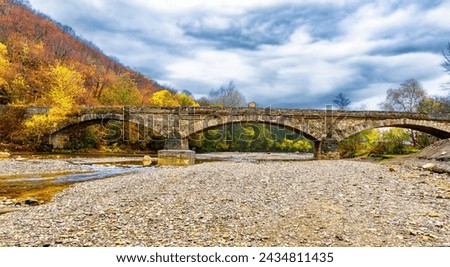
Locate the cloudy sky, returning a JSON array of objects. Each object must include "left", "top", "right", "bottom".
[{"left": 28, "top": 0, "right": 450, "bottom": 109}]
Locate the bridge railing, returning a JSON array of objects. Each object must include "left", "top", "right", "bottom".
[
  {"left": 10, "top": 104, "right": 449, "bottom": 121},
  {"left": 72, "top": 106, "right": 450, "bottom": 120}
]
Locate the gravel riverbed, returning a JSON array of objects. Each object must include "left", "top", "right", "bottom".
[
  {"left": 0, "top": 158, "right": 449, "bottom": 247},
  {"left": 0, "top": 159, "right": 91, "bottom": 176}
]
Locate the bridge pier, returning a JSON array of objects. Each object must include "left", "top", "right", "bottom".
[
  {"left": 314, "top": 139, "right": 340, "bottom": 160},
  {"left": 157, "top": 137, "right": 195, "bottom": 166},
  {"left": 49, "top": 132, "right": 70, "bottom": 149}
]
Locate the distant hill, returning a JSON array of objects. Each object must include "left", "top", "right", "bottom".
[{"left": 0, "top": 0, "right": 164, "bottom": 105}]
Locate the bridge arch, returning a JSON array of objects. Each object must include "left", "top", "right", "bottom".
[
  {"left": 49, "top": 113, "right": 164, "bottom": 148},
  {"left": 182, "top": 114, "right": 322, "bottom": 142},
  {"left": 335, "top": 118, "right": 450, "bottom": 141}
]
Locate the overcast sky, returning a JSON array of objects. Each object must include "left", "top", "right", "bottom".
[{"left": 28, "top": 0, "right": 450, "bottom": 109}]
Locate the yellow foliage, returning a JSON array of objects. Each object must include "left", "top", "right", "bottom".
[
  {"left": 149, "top": 89, "right": 199, "bottom": 107},
  {"left": 279, "top": 138, "right": 312, "bottom": 152},
  {"left": 23, "top": 63, "right": 86, "bottom": 143},
  {"left": 47, "top": 63, "right": 86, "bottom": 114},
  {"left": 10, "top": 74, "right": 30, "bottom": 104},
  {"left": 24, "top": 113, "right": 58, "bottom": 140},
  {"left": 100, "top": 74, "right": 142, "bottom": 106},
  {"left": 0, "top": 42, "right": 10, "bottom": 88}
]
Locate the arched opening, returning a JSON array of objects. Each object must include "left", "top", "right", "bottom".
[
  {"left": 186, "top": 121, "right": 318, "bottom": 154},
  {"left": 339, "top": 121, "right": 450, "bottom": 141},
  {"left": 338, "top": 124, "right": 449, "bottom": 159},
  {"left": 50, "top": 118, "right": 165, "bottom": 152}
]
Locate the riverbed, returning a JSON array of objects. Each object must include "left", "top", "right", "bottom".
[
  {"left": 0, "top": 152, "right": 313, "bottom": 212},
  {"left": 0, "top": 154, "right": 449, "bottom": 246}
]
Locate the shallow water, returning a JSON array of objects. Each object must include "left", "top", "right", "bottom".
[{"left": 0, "top": 160, "right": 150, "bottom": 204}]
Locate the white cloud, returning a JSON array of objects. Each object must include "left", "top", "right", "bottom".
[
  {"left": 340, "top": 2, "right": 418, "bottom": 40},
  {"left": 422, "top": 1, "right": 450, "bottom": 31},
  {"left": 349, "top": 82, "right": 394, "bottom": 110}
]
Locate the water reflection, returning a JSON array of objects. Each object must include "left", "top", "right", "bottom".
[{"left": 0, "top": 162, "right": 149, "bottom": 204}]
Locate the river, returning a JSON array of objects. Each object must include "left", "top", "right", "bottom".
[{"left": 0, "top": 154, "right": 154, "bottom": 212}]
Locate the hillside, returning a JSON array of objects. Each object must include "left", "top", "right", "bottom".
[{"left": 0, "top": 0, "right": 163, "bottom": 106}]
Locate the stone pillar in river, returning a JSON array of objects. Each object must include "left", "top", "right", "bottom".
[
  {"left": 49, "top": 132, "right": 70, "bottom": 149},
  {"left": 313, "top": 105, "right": 341, "bottom": 160},
  {"left": 314, "top": 139, "right": 340, "bottom": 160},
  {"left": 157, "top": 136, "right": 195, "bottom": 166}
]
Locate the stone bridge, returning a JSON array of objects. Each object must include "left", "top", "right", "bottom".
[{"left": 48, "top": 106, "right": 450, "bottom": 163}]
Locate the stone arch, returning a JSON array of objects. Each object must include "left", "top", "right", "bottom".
[
  {"left": 48, "top": 113, "right": 164, "bottom": 148},
  {"left": 182, "top": 114, "right": 321, "bottom": 142},
  {"left": 336, "top": 118, "right": 450, "bottom": 141}
]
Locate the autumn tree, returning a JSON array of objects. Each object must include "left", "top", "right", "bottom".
[
  {"left": 24, "top": 63, "right": 86, "bottom": 144},
  {"left": 379, "top": 79, "right": 426, "bottom": 112},
  {"left": 47, "top": 63, "right": 85, "bottom": 111},
  {"left": 9, "top": 74, "right": 30, "bottom": 104},
  {"left": 419, "top": 96, "right": 450, "bottom": 115},
  {"left": 149, "top": 89, "right": 199, "bottom": 107},
  {"left": 379, "top": 79, "right": 426, "bottom": 145},
  {"left": 100, "top": 74, "right": 142, "bottom": 106},
  {"left": 0, "top": 42, "right": 11, "bottom": 104}
]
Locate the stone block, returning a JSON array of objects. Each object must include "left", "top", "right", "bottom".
[{"left": 158, "top": 150, "right": 195, "bottom": 166}]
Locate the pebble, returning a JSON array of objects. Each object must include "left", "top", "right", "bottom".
[
  {"left": 0, "top": 159, "right": 91, "bottom": 176},
  {"left": 0, "top": 157, "right": 448, "bottom": 247},
  {"left": 422, "top": 163, "right": 436, "bottom": 170}
]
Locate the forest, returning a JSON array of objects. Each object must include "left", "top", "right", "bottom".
[
  {"left": 0, "top": 0, "right": 166, "bottom": 150},
  {"left": 1, "top": 0, "right": 449, "bottom": 157}
]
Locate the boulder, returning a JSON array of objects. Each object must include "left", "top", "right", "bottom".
[
  {"left": 24, "top": 199, "right": 39, "bottom": 206},
  {"left": 422, "top": 163, "right": 436, "bottom": 170},
  {"left": 143, "top": 155, "right": 152, "bottom": 166}
]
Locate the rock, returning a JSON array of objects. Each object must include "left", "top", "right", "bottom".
[
  {"left": 15, "top": 156, "right": 27, "bottom": 161},
  {"left": 427, "top": 211, "right": 440, "bottom": 218},
  {"left": 0, "top": 152, "right": 11, "bottom": 158},
  {"left": 422, "top": 163, "right": 436, "bottom": 170},
  {"left": 24, "top": 199, "right": 39, "bottom": 206},
  {"left": 408, "top": 229, "right": 417, "bottom": 236},
  {"left": 143, "top": 155, "right": 152, "bottom": 166}
]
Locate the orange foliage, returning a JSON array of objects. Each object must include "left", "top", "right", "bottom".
[{"left": 0, "top": 0, "right": 164, "bottom": 105}]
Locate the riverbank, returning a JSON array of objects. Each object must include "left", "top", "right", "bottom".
[{"left": 0, "top": 157, "right": 449, "bottom": 247}]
